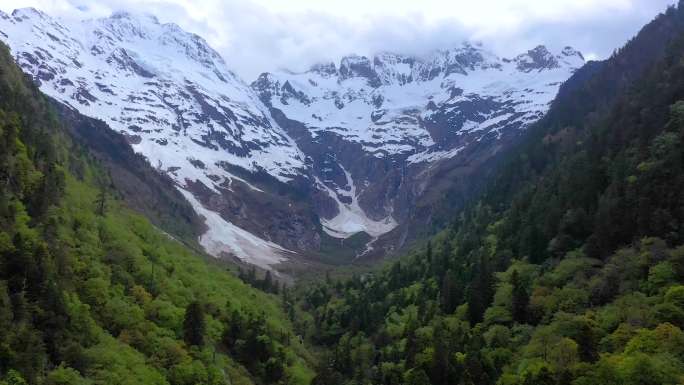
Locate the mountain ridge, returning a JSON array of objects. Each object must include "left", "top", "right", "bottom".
[
  {"left": 0, "top": 7, "right": 582, "bottom": 269},
  {"left": 253, "top": 41, "right": 583, "bottom": 258}
]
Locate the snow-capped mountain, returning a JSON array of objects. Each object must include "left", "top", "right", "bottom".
[
  {"left": 0, "top": 8, "right": 307, "bottom": 268},
  {"left": 254, "top": 44, "right": 583, "bottom": 162},
  {"left": 0, "top": 8, "right": 584, "bottom": 269},
  {"left": 252, "top": 43, "right": 583, "bottom": 253}
]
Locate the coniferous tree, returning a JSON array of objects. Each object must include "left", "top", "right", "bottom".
[
  {"left": 511, "top": 269, "right": 529, "bottom": 323},
  {"left": 425, "top": 240, "right": 433, "bottom": 277},
  {"left": 467, "top": 254, "right": 493, "bottom": 325},
  {"left": 247, "top": 266, "right": 257, "bottom": 285},
  {"left": 94, "top": 183, "right": 107, "bottom": 216},
  {"left": 440, "top": 270, "right": 462, "bottom": 314},
  {"left": 263, "top": 270, "right": 273, "bottom": 292},
  {"left": 183, "top": 301, "right": 205, "bottom": 347}
]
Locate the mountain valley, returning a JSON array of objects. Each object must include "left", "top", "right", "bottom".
[
  {"left": 1, "top": 2, "right": 684, "bottom": 385},
  {"left": 0, "top": 8, "right": 582, "bottom": 269}
]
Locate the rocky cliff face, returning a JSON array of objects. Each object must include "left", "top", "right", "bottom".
[{"left": 0, "top": 8, "right": 583, "bottom": 269}]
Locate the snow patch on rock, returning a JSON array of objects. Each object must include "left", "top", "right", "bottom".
[
  {"left": 318, "top": 167, "right": 397, "bottom": 238},
  {"left": 180, "top": 189, "right": 291, "bottom": 270},
  {"left": 407, "top": 146, "right": 465, "bottom": 164}
]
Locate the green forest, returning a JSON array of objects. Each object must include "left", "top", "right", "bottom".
[
  {"left": 296, "top": 3, "right": 684, "bottom": 385},
  {"left": 0, "top": 43, "right": 313, "bottom": 384},
  {"left": 2, "top": 2, "right": 684, "bottom": 385}
]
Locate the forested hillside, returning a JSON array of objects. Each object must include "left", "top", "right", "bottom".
[
  {"left": 3, "top": 2, "right": 684, "bottom": 385},
  {"left": 0, "top": 42, "right": 313, "bottom": 385},
  {"left": 297, "top": 3, "right": 684, "bottom": 385}
]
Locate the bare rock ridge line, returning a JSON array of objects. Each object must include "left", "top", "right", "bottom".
[{"left": 0, "top": 7, "right": 584, "bottom": 269}]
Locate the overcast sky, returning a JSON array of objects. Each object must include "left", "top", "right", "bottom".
[{"left": 0, "top": 0, "right": 677, "bottom": 79}]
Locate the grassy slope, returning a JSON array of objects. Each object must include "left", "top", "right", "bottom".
[{"left": 61, "top": 171, "right": 315, "bottom": 384}]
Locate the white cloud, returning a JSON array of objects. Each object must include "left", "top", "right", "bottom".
[{"left": 0, "top": 0, "right": 677, "bottom": 78}]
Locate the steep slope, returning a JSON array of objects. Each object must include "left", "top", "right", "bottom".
[
  {"left": 0, "top": 8, "right": 582, "bottom": 268},
  {"left": 296, "top": 3, "right": 684, "bottom": 385},
  {"left": 0, "top": 8, "right": 308, "bottom": 269},
  {"left": 0, "top": 41, "right": 313, "bottom": 385},
  {"left": 52, "top": 100, "right": 204, "bottom": 244}
]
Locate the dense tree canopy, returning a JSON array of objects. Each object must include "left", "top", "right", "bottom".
[{"left": 292, "top": 3, "right": 684, "bottom": 385}]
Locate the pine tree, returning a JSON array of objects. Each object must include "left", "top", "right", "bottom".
[
  {"left": 511, "top": 269, "right": 529, "bottom": 324},
  {"left": 430, "top": 320, "right": 451, "bottom": 385},
  {"left": 94, "top": 183, "right": 107, "bottom": 216},
  {"left": 440, "top": 270, "right": 461, "bottom": 314},
  {"left": 467, "top": 254, "right": 493, "bottom": 325},
  {"left": 404, "top": 313, "right": 419, "bottom": 367},
  {"left": 263, "top": 270, "right": 273, "bottom": 292},
  {"left": 247, "top": 266, "right": 257, "bottom": 285},
  {"left": 183, "top": 301, "right": 205, "bottom": 347}
]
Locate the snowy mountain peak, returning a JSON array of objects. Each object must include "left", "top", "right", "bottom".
[
  {"left": 88, "top": 11, "right": 230, "bottom": 78},
  {"left": 255, "top": 42, "right": 584, "bottom": 161},
  {"left": 291, "top": 43, "right": 581, "bottom": 91},
  {"left": 443, "top": 43, "right": 498, "bottom": 72},
  {"left": 0, "top": 8, "right": 308, "bottom": 269},
  {"left": 0, "top": 8, "right": 585, "bottom": 269},
  {"left": 513, "top": 45, "right": 557, "bottom": 71},
  {"left": 11, "top": 7, "right": 48, "bottom": 19},
  {"left": 562, "top": 46, "right": 585, "bottom": 60},
  {"left": 339, "top": 54, "right": 380, "bottom": 86},
  {"left": 307, "top": 61, "right": 337, "bottom": 77},
  {"left": 110, "top": 10, "right": 159, "bottom": 24},
  {"left": 513, "top": 45, "right": 584, "bottom": 72}
]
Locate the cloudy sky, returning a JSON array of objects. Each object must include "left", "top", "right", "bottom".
[{"left": 0, "top": 0, "right": 677, "bottom": 79}]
